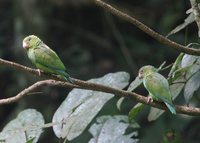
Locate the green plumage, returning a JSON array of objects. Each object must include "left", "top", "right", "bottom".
[
  {"left": 139, "top": 65, "right": 176, "bottom": 114},
  {"left": 23, "top": 35, "right": 73, "bottom": 83}
]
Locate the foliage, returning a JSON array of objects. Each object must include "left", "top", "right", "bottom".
[
  {"left": 0, "top": 72, "right": 132, "bottom": 142},
  {"left": 0, "top": 109, "right": 44, "bottom": 143},
  {"left": 88, "top": 115, "right": 139, "bottom": 143},
  {"left": 52, "top": 72, "right": 130, "bottom": 140},
  {"left": 0, "top": 0, "right": 200, "bottom": 143}
]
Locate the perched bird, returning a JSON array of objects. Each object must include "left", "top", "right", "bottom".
[
  {"left": 23, "top": 35, "right": 73, "bottom": 83},
  {"left": 138, "top": 65, "right": 176, "bottom": 114}
]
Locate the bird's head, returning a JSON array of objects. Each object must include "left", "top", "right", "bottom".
[
  {"left": 23, "top": 35, "right": 42, "bottom": 50},
  {"left": 138, "top": 65, "right": 157, "bottom": 79}
]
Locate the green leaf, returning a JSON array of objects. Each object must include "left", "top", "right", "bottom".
[
  {"left": 168, "top": 53, "right": 184, "bottom": 78},
  {"left": 52, "top": 72, "right": 130, "bottom": 140},
  {"left": 184, "top": 71, "right": 200, "bottom": 104},
  {"left": 116, "top": 97, "right": 125, "bottom": 111},
  {"left": 168, "top": 54, "right": 200, "bottom": 82},
  {"left": 168, "top": 53, "right": 200, "bottom": 83},
  {"left": 25, "top": 138, "right": 35, "bottom": 143},
  {"left": 128, "top": 103, "right": 145, "bottom": 121},
  {"left": 127, "top": 76, "right": 142, "bottom": 92},
  {"left": 118, "top": 76, "right": 142, "bottom": 111},
  {"left": 0, "top": 109, "right": 44, "bottom": 143},
  {"left": 88, "top": 115, "right": 139, "bottom": 143},
  {"left": 168, "top": 65, "right": 191, "bottom": 84},
  {"left": 148, "top": 108, "right": 165, "bottom": 122}
]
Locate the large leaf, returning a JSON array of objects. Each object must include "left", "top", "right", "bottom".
[
  {"left": 168, "top": 53, "right": 184, "bottom": 78},
  {"left": 184, "top": 71, "right": 200, "bottom": 104},
  {"left": 127, "top": 76, "right": 142, "bottom": 92},
  {"left": 128, "top": 103, "right": 145, "bottom": 121},
  {"left": 181, "top": 54, "right": 198, "bottom": 68},
  {"left": 170, "top": 79, "right": 185, "bottom": 100},
  {"left": 168, "top": 65, "right": 191, "bottom": 84},
  {"left": 52, "top": 72, "right": 130, "bottom": 140},
  {"left": 148, "top": 108, "right": 165, "bottom": 122},
  {"left": 148, "top": 77, "right": 184, "bottom": 121},
  {"left": 88, "top": 115, "right": 139, "bottom": 143},
  {"left": 168, "top": 53, "right": 200, "bottom": 84},
  {"left": 0, "top": 109, "right": 44, "bottom": 143},
  {"left": 116, "top": 76, "right": 142, "bottom": 111},
  {"left": 180, "top": 54, "right": 200, "bottom": 79}
]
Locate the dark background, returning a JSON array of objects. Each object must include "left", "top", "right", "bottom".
[{"left": 0, "top": 0, "right": 199, "bottom": 142}]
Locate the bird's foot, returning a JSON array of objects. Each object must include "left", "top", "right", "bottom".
[
  {"left": 36, "top": 69, "right": 43, "bottom": 76},
  {"left": 147, "top": 96, "right": 153, "bottom": 103}
]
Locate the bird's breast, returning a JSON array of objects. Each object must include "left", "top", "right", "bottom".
[{"left": 27, "top": 49, "right": 36, "bottom": 63}]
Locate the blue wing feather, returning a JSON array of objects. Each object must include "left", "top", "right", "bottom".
[{"left": 36, "top": 61, "right": 73, "bottom": 83}]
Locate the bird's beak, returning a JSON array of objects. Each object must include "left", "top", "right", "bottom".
[{"left": 23, "top": 41, "right": 29, "bottom": 49}]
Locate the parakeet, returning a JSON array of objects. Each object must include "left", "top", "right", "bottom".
[
  {"left": 23, "top": 35, "right": 73, "bottom": 83},
  {"left": 138, "top": 65, "right": 176, "bottom": 114}
]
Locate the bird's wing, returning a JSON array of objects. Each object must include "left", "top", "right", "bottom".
[
  {"left": 34, "top": 44, "right": 66, "bottom": 71},
  {"left": 143, "top": 73, "right": 172, "bottom": 103}
]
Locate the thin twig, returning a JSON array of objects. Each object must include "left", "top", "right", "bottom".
[
  {"left": 159, "top": 63, "right": 174, "bottom": 72},
  {"left": 157, "top": 61, "right": 167, "bottom": 71},
  {"left": 105, "top": 12, "right": 137, "bottom": 74},
  {"left": 0, "top": 58, "right": 200, "bottom": 116},
  {"left": 0, "top": 80, "right": 76, "bottom": 105},
  {"left": 27, "top": 92, "right": 43, "bottom": 95},
  {"left": 93, "top": 0, "right": 200, "bottom": 56}
]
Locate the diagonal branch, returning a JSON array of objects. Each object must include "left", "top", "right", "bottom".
[
  {"left": 93, "top": 0, "right": 200, "bottom": 56},
  {"left": 0, "top": 58, "right": 200, "bottom": 116}
]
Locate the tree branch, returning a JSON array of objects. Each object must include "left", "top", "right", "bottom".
[
  {"left": 93, "top": 0, "right": 200, "bottom": 56},
  {"left": 190, "top": 0, "right": 200, "bottom": 37},
  {"left": 0, "top": 58, "right": 200, "bottom": 116},
  {"left": 0, "top": 79, "right": 78, "bottom": 105}
]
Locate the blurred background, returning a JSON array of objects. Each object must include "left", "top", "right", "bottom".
[{"left": 0, "top": 0, "right": 199, "bottom": 142}]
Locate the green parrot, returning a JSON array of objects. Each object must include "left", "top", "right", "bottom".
[
  {"left": 138, "top": 65, "right": 176, "bottom": 114},
  {"left": 23, "top": 35, "right": 73, "bottom": 83}
]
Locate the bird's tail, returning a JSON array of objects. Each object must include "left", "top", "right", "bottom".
[
  {"left": 164, "top": 102, "right": 176, "bottom": 114},
  {"left": 63, "top": 75, "right": 74, "bottom": 83},
  {"left": 62, "top": 71, "right": 74, "bottom": 83},
  {"left": 57, "top": 69, "right": 74, "bottom": 83}
]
